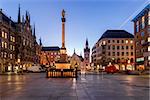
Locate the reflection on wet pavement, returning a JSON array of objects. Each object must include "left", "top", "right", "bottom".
[{"left": 0, "top": 73, "right": 149, "bottom": 100}]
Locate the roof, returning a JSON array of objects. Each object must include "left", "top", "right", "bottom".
[
  {"left": 0, "top": 10, "right": 16, "bottom": 28},
  {"left": 132, "top": 4, "right": 150, "bottom": 22},
  {"left": 42, "top": 46, "right": 60, "bottom": 51},
  {"left": 98, "top": 30, "right": 134, "bottom": 41},
  {"left": 77, "top": 55, "right": 84, "bottom": 62}
]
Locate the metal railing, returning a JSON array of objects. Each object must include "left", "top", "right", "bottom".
[{"left": 46, "top": 68, "right": 78, "bottom": 78}]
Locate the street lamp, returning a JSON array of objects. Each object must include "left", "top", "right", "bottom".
[{"left": 75, "top": 63, "right": 78, "bottom": 78}]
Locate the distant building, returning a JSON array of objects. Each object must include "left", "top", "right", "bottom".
[
  {"left": 40, "top": 46, "right": 60, "bottom": 66},
  {"left": 91, "top": 30, "right": 135, "bottom": 71},
  {"left": 70, "top": 50, "right": 84, "bottom": 70},
  {"left": 132, "top": 4, "right": 150, "bottom": 70},
  {"left": 84, "top": 39, "right": 90, "bottom": 69}
]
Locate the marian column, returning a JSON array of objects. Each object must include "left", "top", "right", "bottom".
[
  {"left": 55, "top": 9, "right": 70, "bottom": 69},
  {"left": 60, "top": 9, "right": 67, "bottom": 54}
]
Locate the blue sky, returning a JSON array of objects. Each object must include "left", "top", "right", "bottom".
[{"left": 0, "top": 0, "right": 149, "bottom": 56}]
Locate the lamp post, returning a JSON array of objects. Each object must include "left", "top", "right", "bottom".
[{"left": 75, "top": 63, "right": 78, "bottom": 78}]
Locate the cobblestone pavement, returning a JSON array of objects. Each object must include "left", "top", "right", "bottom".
[{"left": 0, "top": 73, "right": 149, "bottom": 100}]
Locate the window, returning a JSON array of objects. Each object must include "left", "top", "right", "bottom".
[
  {"left": 112, "top": 40, "right": 115, "bottom": 43},
  {"left": 130, "top": 40, "right": 133, "bottom": 43},
  {"left": 117, "top": 52, "right": 120, "bottom": 56},
  {"left": 148, "top": 37, "right": 150, "bottom": 42},
  {"left": 117, "top": 40, "right": 119, "bottom": 43},
  {"left": 5, "top": 32, "right": 7, "bottom": 39},
  {"left": 2, "top": 41, "right": 4, "bottom": 48},
  {"left": 141, "top": 16, "right": 145, "bottom": 28},
  {"left": 113, "top": 52, "right": 115, "bottom": 56},
  {"left": 23, "top": 39, "right": 25, "bottom": 45},
  {"left": 108, "top": 46, "right": 110, "bottom": 50},
  {"left": 102, "top": 41, "right": 106, "bottom": 45},
  {"left": 122, "top": 46, "right": 124, "bottom": 50},
  {"left": 117, "top": 46, "right": 119, "bottom": 50},
  {"left": 4, "top": 52, "right": 7, "bottom": 58},
  {"left": 141, "top": 40, "right": 145, "bottom": 44},
  {"left": 148, "top": 56, "right": 150, "bottom": 61},
  {"left": 125, "top": 40, "right": 128, "bottom": 44},
  {"left": 1, "top": 52, "right": 3, "bottom": 57},
  {"left": 131, "top": 58, "right": 134, "bottom": 62},
  {"left": 10, "top": 54, "right": 13, "bottom": 59},
  {"left": 131, "top": 46, "right": 133, "bottom": 49},
  {"left": 13, "top": 37, "right": 15, "bottom": 42},
  {"left": 108, "top": 52, "right": 111, "bottom": 56},
  {"left": 131, "top": 52, "right": 133, "bottom": 56},
  {"left": 108, "top": 40, "right": 110, "bottom": 43},
  {"left": 126, "top": 46, "right": 128, "bottom": 49},
  {"left": 126, "top": 52, "right": 129, "bottom": 56},
  {"left": 122, "top": 40, "right": 124, "bottom": 43},
  {"left": 122, "top": 52, "right": 124, "bottom": 56},
  {"left": 112, "top": 45, "right": 115, "bottom": 50},
  {"left": 5, "top": 42, "right": 7, "bottom": 48},
  {"left": 13, "top": 46, "right": 15, "bottom": 51},
  {"left": 10, "top": 36, "right": 15, "bottom": 42},
  {"left": 10, "top": 45, "right": 13, "bottom": 50},
  {"left": 2, "top": 31, "right": 4, "bottom": 37},
  {"left": 136, "top": 21, "right": 139, "bottom": 32},
  {"left": 141, "top": 32, "right": 144, "bottom": 37},
  {"left": 148, "top": 46, "right": 150, "bottom": 52}
]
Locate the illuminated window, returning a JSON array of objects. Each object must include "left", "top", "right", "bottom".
[
  {"left": 10, "top": 45, "right": 12, "bottom": 50},
  {"left": 13, "top": 37, "right": 15, "bottom": 42},
  {"left": 2, "top": 41, "right": 4, "bottom": 48},
  {"left": 23, "top": 39, "right": 25, "bottom": 45},
  {"left": 148, "top": 56, "right": 150, "bottom": 61},
  {"left": 5, "top": 32, "right": 7, "bottom": 39},
  {"left": 102, "top": 41, "right": 106, "bottom": 45},
  {"left": 2, "top": 31, "right": 4, "bottom": 37},
  {"left": 10, "top": 54, "right": 13, "bottom": 59},
  {"left": 1, "top": 52, "right": 3, "bottom": 57},
  {"left": 148, "top": 46, "right": 150, "bottom": 51},
  {"left": 4, "top": 52, "right": 7, "bottom": 58},
  {"left": 5, "top": 42, "right": 7, "bottom": 48},
  {"left": 141, "top": 16, "right": 145, "bottom": 28},
  {"left": 13, "top": 46, "right": 15, "bottom": 51},
  {"left": 125, "top": 40, "right": 128, "bottom": 44},
  {"left": 130, "top": 40, "right": 133, "bottom": 43},
  {"left": 148, "top": 37, "right": 150, "bottom": 42}
]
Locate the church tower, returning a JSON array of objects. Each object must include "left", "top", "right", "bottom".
[{"left": 84, "top": 38, "right": 90, "bottom": 69}]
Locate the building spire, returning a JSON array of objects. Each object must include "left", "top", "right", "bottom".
[
  {"left": 18, "top": 4, "right": 21, "bottom": 23},
  {"left": 33, "top": 23, "right": 36, "bottom": 38},
  {"left": 39, "top": 38, "right": 42, "bottom": 46},
  {"left": 74, "top": 48, "right": 76, "bottom": 54},
  {"left": 22, "top": 15, "right": 24, "bottom": 23},
  {"left": 86, "top": 38, "right": 89, "bottom": 48},
  {"left": 26, "top": 11, "right": 28, "bottom": 21}
]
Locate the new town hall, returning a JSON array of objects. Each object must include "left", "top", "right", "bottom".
[{"left": 0, "top": 6, "right": 41, "bottom": 73}]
